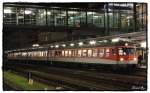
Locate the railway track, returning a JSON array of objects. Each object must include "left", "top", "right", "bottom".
[
  {"left": 6, "top": 62, "right": 146, "bottom": 77},
  {"left": 4, "top": 63, "right": 147, "bottom": 90},
  {"left": 4, "top": 68, "right": 112, "bottom": 90}
]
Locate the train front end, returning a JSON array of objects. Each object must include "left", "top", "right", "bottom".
[{"left": 118, "top": 47, "right": 137, "bottom": 64}]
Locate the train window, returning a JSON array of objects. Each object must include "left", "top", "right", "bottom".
[
  {"left": 32, "top": 52, "right": 34, "bottom": 57},
  {"left": 36, "top": 51, "right": 39, "bottom": 57},
  {"left": 33, "top": 51, "right": 35, "bottom": 57},
  {"left": 39, "top": 51, "right": 42, "bottom": 57},
  {"left": 45, "top": 51, "right": 47, "bottom": 57},
  {"left": 51, "top": 50, "right": 55, "bottom": 57},
  {"left": 22, "top": 52, "right": 27, "bottom": 57},
  {"left": 54, "top": 51, "right": 57, "bottom": 56},
  {"left": 31, "top": 52, "right": 33, "bottom": 57},
  {"left": 44, "top": 51, "right": 45, "bottom": 57},
  {"left": 65, "top": 50, "right": 68, "bottom": 57},
  {"left": 119, "top": 48, "right": 124, "bottom": 55},
  {"left": 105, "top": 48, "right": 110, "bottom": 57},
  {"left": 62, "top": 50, "right": 65, "bottom": 57},
  {"left": 36, "top": 52, "right": 38, "bottom": 57},
  {"left": 93, "top": 49, "right": 98, "bottom": 57},
  {"left": 37, "top": 52, "right": 39, "bottom": 57},
  {"left": 28, "top": 52, "right": 31, "bottom": 57},
  {"left": 78, "top": 50, "right": 82, "bottom": 57},
  {"left": 71, "top": 50, "right": 75, "bottom": 57},
  {"left": 58, "top": 51, "right": 61, "bottom": 56},
  {"left": 55, "top": 51, "right": 60, "bottom": 57},
  {"left": 119, "top": 48, "right": 135, "bottom": 55},
  {"left": 44, "top": 51, "right": 47, "bottom": 57},
  {"left": 44, "top": 51, "right": 46, "bottom": 56},
  {"left": 74, "top": 50, "right": 77, "bottom": 57},
  {"left": 82, "top": 49, "right": 87, "bottom": 57},
  {"left": 41, "top": 51, "right": 43, "bottom": 56},
  {"left": 49, "top": 50, "right": 52, "bottom": 57},
  {"left": 88, "top": 49, "right": 92, "bottom": 57},
  {"left": 34, "top": 51, "right": 36, "bottom": 57},
  {"left": 112, "top": 49, "right": 116, "bottom": 55},
  {"left": 68, "top": 50, "right": 72, "bottom": 57},
  {"left": 37, "top": 51, "right": 40, "bottom": 57},
  {"left": 99, "top": 49, "right": 104, "bottom": 57}
]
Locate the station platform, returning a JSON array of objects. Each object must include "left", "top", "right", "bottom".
[{"left": 137, "top": 65, "right": 147, "bottom": 69}]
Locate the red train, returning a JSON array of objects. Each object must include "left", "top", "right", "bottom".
[{"left": 6, "top": 39, "right": 138, "bottom": 68}]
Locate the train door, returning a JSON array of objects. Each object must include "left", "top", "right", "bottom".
[{"left": 111, "top": 47, "right": 117, "bottom": 61}]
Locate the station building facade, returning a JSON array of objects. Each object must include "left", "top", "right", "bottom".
[{"left": 3, "top": 3, "right": 147, "bottom": 49}]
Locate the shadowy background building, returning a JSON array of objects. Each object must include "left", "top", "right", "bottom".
[{"left": 3, "top": 2, "right": 147, "bottom": 50}]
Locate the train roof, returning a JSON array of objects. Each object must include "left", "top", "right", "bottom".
[{"left": 6, "top": 40, "right": 137, "bottom": 53}]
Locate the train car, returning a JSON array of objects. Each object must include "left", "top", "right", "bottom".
[{"left": 6, "top": 39, "right": 138, "bottom": 69}]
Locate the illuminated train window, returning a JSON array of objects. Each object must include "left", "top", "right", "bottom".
[
  {"left": 65, "top": 50, "right": 68, "bottom": 57},
  {"left": 88, "top": 49, "right": 92, "bottom": 57},
  {"left": 106, "top": 48, "right": 110, "bottom": 57},
  {"left": 93, "top": 49, "right": 98, "bottom": 57},
  {"left": 68, "top": 50, "right": 72, "bottom": 57},
  {"left": 22, "top": 52, "right": 27, "bottom": 57},
  {"left": 78, "top": 50, "right": 82, "bottom": 57},
  {"left": 99, "top": 49, "right": 104, "bottom": 57},
  {"left": 62, "top": 50, "right": 65, "bottom": 57},
  {"left": 39, "top": 51, "right": 43, "bottom": 57},
  {"left": 82, "top": 49, "right": 87, "bottom": 57},
  {"left": 52, "top": 50, "right": 55, "bottom": 57}
]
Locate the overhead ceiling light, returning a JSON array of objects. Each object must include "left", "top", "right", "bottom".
[
  {"left": 32, "top": 44, "right": 39, "bottom": 47},
  {"left": 51, "top": 7, "right": 60, "bottom": 8},
  {"left": 4, "top": 9, "right": 12, "bottom": 13},
  {"left": 25, "top": 10, "right": 32, "bottom": 14},
  {"left": 89, "top": 40, "right": 96, "bottom": 45},
  {"left": 55, "top": 45, "right": 59, "bottom": 48},
  {"left": 98, "top": 41, "right": 103, "bottom": 43},
  {"left": 50, "top": 45, "right": 54, "bottom": 48},
  {"left": 68, "top": 11, "right": 77, "bottom": 14},
  {"left": 78, "top": 42, "right": 83, "bottom": 46},
  {"left": 103, "top": 40, "right": 108, "bottom": 43},
  {"left": 140, "top": 41, "right": 146, "bottom": 48},
  {"left": 112, "top": 38, "right": 119, "bottom": 42},
  {"left": 87, "top": 12, "right": 93, "bottom": 15},
  {"left": 62, "top": 44, "right": 66, "bottom": 47},
  {"left": 126, "top": 16, "right": 133, "bottom": 19},
  {"left": 47, "top": 12, "right": 51, "bottom": 15},
  {"left": 93, "top": 16, "right": 99, "bottom": 18},
  {"left": 70, "top": 43, "right": 74, "bottom": 47}
]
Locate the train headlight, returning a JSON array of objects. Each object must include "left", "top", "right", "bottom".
[
  {"left": 120, "top": 58, "right": 124, "bottom": 61},
  {"left": 134, "top": 58, "right": 137, "bottom": 61}
]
